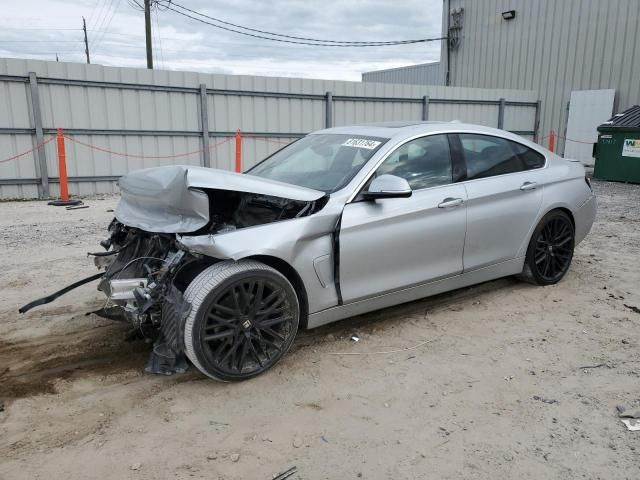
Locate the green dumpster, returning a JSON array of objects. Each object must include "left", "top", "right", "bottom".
[{"left": 594, "top": 105, "right": 640, "bottom": 183}]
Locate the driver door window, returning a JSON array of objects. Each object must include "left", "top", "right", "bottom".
[{"left": 376, "top": 134, "right": 452, "bottom": 190}]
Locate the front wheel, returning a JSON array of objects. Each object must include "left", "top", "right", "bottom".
[
  {"left": 183, "top": 260, "right": 300, "bottom": 381},
  {"left": 521, "top": 210, "right": 575, "bottom": 286}
]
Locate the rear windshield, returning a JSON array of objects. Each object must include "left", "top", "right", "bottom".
[{"left": 248, "top": 134, "right": 388, "bottom": 193}]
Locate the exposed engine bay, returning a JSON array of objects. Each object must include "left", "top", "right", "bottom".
[{"left": 196, "top": 189, "right": 327, "bottom": 235}]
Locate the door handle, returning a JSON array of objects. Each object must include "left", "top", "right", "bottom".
[
  {"left": 520, "top": 181, "right": 538, "bottom": 191},
  {"left": 438, "top": 197, "right": 464, "bottom": 208}
]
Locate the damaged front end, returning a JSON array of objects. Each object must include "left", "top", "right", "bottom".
[
  {"left": 93, "top": 220, "right": 195, "bottom": 375},
  {"left": 20, "top": 165, "right": 328, "bottom": 376}
]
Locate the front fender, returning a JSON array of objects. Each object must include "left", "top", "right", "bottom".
[{"left": 177, "top": 209, "right": 342, "bottom": 314}]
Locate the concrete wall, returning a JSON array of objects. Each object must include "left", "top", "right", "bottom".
[{"left": 0, "top": 58, "right": 538, "bottom": 199}]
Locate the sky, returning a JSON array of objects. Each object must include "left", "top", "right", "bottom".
[{"left": 0, "top": 0, "right": 443, "bottom": 81}]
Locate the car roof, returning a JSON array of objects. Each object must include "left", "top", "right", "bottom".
[{"left": 313, "top": 121, "right": 529, "bottom": 144}]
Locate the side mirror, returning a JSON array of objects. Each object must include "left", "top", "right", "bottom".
[{"left": 361, "top": 174, "right": 412, "bottom": 200}]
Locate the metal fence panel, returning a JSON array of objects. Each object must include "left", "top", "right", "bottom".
[
  {"left": 0, "top": 58, "right": 539, "bottom": 199},
  {"left": 0, "top": 80, "right": 30, "bottom": 128}
]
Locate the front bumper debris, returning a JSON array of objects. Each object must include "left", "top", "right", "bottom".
[
  {"left": 19, "top": 272, "right": 105, "bottom": 314},
  {"left": 19, "top": 221, "right": 195, "bottom": 375}
]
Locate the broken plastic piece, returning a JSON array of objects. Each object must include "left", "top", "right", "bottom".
[
  {"left": 272, "top": 466, "right": 297, "bottom": 480},
  {"left": 19, "top": 272, "right": 104, "bottom": 313},
  {"left": 621, "top": 419, "right": 640, "bottom": 431},
  {"left": 618, "top": 409, "right": 640, "bottom": 419},
  {"left": 48, "top": 199, "right": 83, "bottom": 207},
  {"left": 145, "top": 342, "right": 189, "bottom": 375}
]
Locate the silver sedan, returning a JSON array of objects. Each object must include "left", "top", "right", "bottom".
[{"left": 20, "top": 121, "right": 597, "bottom": 381}]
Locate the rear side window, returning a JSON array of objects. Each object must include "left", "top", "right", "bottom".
[
  {"left": 459, "top": 134, "right": 545, "bottom": 180},
  {"left": 509, "top": 141, "right": 546, "bottom": 170}
]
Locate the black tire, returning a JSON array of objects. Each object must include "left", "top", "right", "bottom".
[
  {"left": 521, "top": 210, "right": 575, "bottom": 286},
  {"left": 183, "top": 260, "right": 300, "bottom": 381}
]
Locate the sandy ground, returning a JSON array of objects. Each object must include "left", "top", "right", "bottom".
[{"left": 0, "top": 181, "right": 639, "bottom": 480}]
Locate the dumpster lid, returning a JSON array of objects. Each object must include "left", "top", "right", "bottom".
[{"left": 598, "top": 105, "right": 640, "bottom": 130}]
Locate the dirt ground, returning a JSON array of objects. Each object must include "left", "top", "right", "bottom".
[{"left": 0, "top": 180, "right": 639, "bottom": 480}]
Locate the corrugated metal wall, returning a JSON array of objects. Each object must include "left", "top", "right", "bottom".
[
  {"left": 0, "top": 58, "right": 538, "bottom": 199},
  {"left": 362, "top": 62, "right": 444, "bottom": 85},
  {"left": 446, "top": 0, "right": 640, "bottom": 155}
]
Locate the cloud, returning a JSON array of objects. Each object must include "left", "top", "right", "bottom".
[{"left": 0, "top": 0, "right": 442, "bottom": 80}]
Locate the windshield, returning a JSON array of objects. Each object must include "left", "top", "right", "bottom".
[{"left": 248, "top": 134, "right": 388, "bottom": 193}]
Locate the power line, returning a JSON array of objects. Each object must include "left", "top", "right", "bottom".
[
  {"left": 49, "top": 40, "right": 434, "bottom": 59},
  {"left": 127, "top": 0, "right": 144, "bottom": 10},
  {"left": 167, "top": 6, "right": 445, "bottom": 47},
  {"left": 167, "top": 1, "right": 432, "bottom": 44},
  {"left": 92, "top": 0, "right": 118, "bottom": 49},
  {"left": 0, "top": 40, "right": 84, "bottom": 43},
  {"left": 90, "top": 0, "right": 116, "bottom": 48},
  {"left": 90, "top": 51, "right": 145, "bottom": 58},
  {"left": 0, "top": 50, "right": 84, "bottom": 55},
  {"left": 88, "top": 32, "right": 437, "bottom": 55},
  {"left": 92, "top": 0, "right": 123, "bottom": 52},
  {"left": 164, "top": 1, "right": 446, "bottom": 47},
  {"left": 0, "top": 27, "right": 82, "bottom": 31},
  {"left": 89, "top": 0, "right": 109, "bottom": 30},
  {"left": 86, "top": 0, "right": 103, "bottom": 28}
]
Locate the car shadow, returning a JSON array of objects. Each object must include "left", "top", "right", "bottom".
[{"left": 295, "top": 276, "right": 527, "bottom": 347}]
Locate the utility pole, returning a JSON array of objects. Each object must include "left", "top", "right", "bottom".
[
  {"left": 144, "top": 0, "right": 153, "bottom": 69},
  {"left": 82, "top": 16, "right": 90, "bottom": 64}
]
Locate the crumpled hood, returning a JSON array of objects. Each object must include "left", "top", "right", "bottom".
[{"left": 115, "top": 165, "right": 325, "bottom": 233}]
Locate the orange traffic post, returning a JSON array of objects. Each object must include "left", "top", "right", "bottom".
[
  {"left": 48, "top": 128, "right": 80, "bottom": 206},
  {"left": 235, "top": 129, "right": 242, "bottom": 173},
  {"left": 56, "top": 128, "right": 69, "bottom": 201},
  {"left": 549, "top": 130, "right": 555, "bottom": 153}
]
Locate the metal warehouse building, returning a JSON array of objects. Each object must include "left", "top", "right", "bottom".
[
  {"left": 362, "top": 62, "right": 443, "bottom": 86},
  {"left": 363, "top": 0, "right": 640, "bottom": 165}
]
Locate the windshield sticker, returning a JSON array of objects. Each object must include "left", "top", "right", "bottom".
[{"left": 341, "top": 138, "right": 382, "bottom": 150}]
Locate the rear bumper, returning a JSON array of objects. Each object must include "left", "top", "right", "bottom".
[{"left": 575, "top": 193, "right": 597, "bottom": 245}]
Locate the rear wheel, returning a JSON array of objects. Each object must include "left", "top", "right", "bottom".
[
  {"left": 183, "top": 260, "right": 299, "bottom": 381},
  {"left": 521, "top": 210, "right": 575, "bottom": 285}
]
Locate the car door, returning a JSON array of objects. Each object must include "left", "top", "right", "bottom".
[
  {"left": 455, "top": 133, "right": 546, "bottom": 271},
  {"left": 339, "top": 134, "right": 467, "bottom": 303}
]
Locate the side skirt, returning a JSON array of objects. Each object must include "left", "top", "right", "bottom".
[{"left": 307, "top": 257, "right": 525, "bottom": 329}]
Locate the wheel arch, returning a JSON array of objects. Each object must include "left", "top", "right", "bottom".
[
  {"left": 529, "top": 205, "right": 576, "bottom": 249},
  {"left": 518, "top": 206, "right": 576, "bottom": 285},
  {"left": 518, "top": 204, "right": 576, "bottom": 258},
  {"left": 172, "top": 257, "right": 218, "bottom": 292},
  {"left": 552, "top": 206, "right": 575, "bottom": 229},
  {"left": 246, "top": 254, "right": 309, "bottom": 330}
]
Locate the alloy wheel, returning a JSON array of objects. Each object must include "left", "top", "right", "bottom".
[
  {"left": 533, "top": 216, "right": 574, "bottom": 282},
  {"left": 198, "top": 277, "right": 296, "bottom": 377}
]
